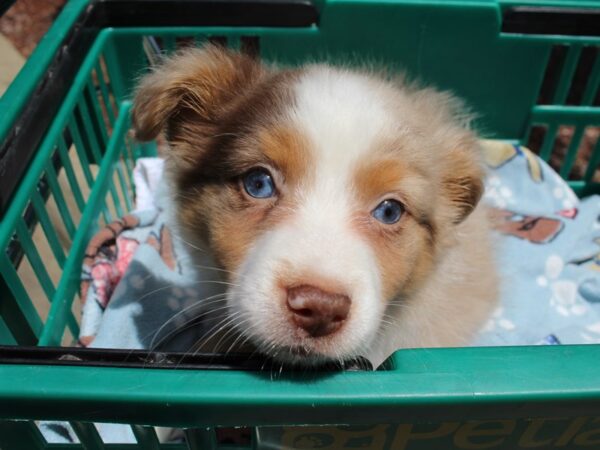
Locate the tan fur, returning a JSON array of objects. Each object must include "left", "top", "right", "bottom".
[
  {"left": 180, "top": 183, "right": 273, "bottom": 271},
  {"left": 351, "top": 158, "right": 436, "bottom": 300},
  {"left": 372, "top": 206, "right": 498, "bottom": 362},
  {"left": 352, "top": 158, "right": 416, "bottom": 207},
  {"left": 258, "top": 125, "right": 313, "bottom": 186}
]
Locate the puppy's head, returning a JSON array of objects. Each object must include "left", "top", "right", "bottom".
[{"left": 133, "top": 46, "right": 484, "bottom": 365}]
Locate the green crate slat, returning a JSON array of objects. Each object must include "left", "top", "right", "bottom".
[
  {"left": 76, "top": 98, "right": 104, "bottom": 163},
  {"left": 56, "top": 138, "right": 87, "bottom": 213},
  {"left": 552, "top": 44, "right": 582, "bottom": 105},
  {"left": 100, "top": 38, "right": 129, "bottom": 104},
  {"left": 69, "top": 310, "right": 85, "bottom": 343},
  {"left": 85, "top": 80, "right": 110, "bottom": 145},
  {"left": 100, "top": 201, "right": 113, "bottom": 225},
  {"left": 559, "top": 125, "right": 586, "bottom": 179},
  {"left": 0, "top": 254, "right": 41, "bottom": 344},
  {"left": 115, "top": 163, "right": 133, "bottom": 213},
  {"left": 94, "top": 60, "right": 117, "bottom": 125},
  {"left": 194, "top": 35, "right": 209, "bottom": 47},
  {"left": 131, "top": 425, "right": 160, "bottom": 450},
  {"left": 68, "top": 120, "right": 96, "bottom": 188},
  {"left": 107, "top": 176, "right": 125, "bottom": 219},
  {"left": 250, "top": 426, "right": 259, "bottom": 449},
  {"left": 15, "top": 219, "right": 56, "bottom": 301},
  {"left": 39, "top": 102, "right": 132, "bottom": 346},
  {"left": 122, "top": 141, "right": 136, "bottom": 180},
  {"left": 70, "top": 421, "right": 105, "bottom": 450},
  {"left": 531, "top": 105, "right": 600, "bottom": 123},
  {"left": 30, "top": 189, "right": 67, "bottom": 268},
  {"left": 102, "top": 180, "right": 124, "bottom": 220},
  {"left": 584, "top": 133, "right": 600, "bottom": 183},
  {"left": 227, "top": 35, "right": 241, "bottom": 50},
  {"left": 120, "top": 154, "right": 135, "bottom": 190},
  {"left": 100, "top": 208, "right": 112, "bottom": 226},
  {"left": 184, "top": 428, "right": 217, "bottom": 450},
  {"left": 582, "top": 48, "right": 600, "bottom": 106},
  {"left": 66, "top": 313, "right": 80, "bottom": 341},
  {"left": 0, "top": 420, "right": 46, "bottom": 450},
  {"left": 44, "top": 160, "right": 77, "bottom": 239},
  {"left": 2, "top": 346, "right": 600, "bottom": 427},
  {"left": 14, "top": 215, "right": 79, "bottom": 340},
  {"left": 163, "top": 35, "right": 177, "bottom": 54},
  {"left": 105, "top": 71, "right": 121, "bottom": 121},
  {"left": 0, "top": 316, "right": 16, "bottom": 345},
  {"left": 570, "top": 180, "right": 599, "bottom": 197},
  {"left": 69, "top": 115, "right": 113, "bottom": 224},
  {"left": 538, "top": 123, "right": 559, "bottom": 162}
]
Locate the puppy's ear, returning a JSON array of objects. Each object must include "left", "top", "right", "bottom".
[
  {"left": 441, "top": 137, "right": 485, "bottom": 224},
  {"left": 132, "top": 44, "right": 265, "bottom": 148}
]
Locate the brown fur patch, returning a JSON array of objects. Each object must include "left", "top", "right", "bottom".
[
  {"left": 132, "top": 46, "right": 305, "bottom": 275},
  {"left": 132, "top": 45, "right": 266, "bottom": 169},
  {"left": 171, "top": 68, "right": 301, "bottom": 193},
  {"left": 178, "top": 177, "right": 304, "bottom": 274},
  {"left": 353, "top": 158, "right": 409, "bottom": 203},
  {"left": 167, "top": 78, "right": 310, "bottom": 273},
  {"left": 441, "top": 139, "right": 485, "bottom": 224},
  {"left": 135, "top": 50, "right": 311, "bottom": 275},
  {"left": 257, "top": 125, "right": 313, "bottom": 186},
  {"left": 177, "top": 182, "right": 264, "bottom": 272}
]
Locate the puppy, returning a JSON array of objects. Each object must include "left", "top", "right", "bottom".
[{"left": 132, "top": 45, "right": 498, "bottom": 368}]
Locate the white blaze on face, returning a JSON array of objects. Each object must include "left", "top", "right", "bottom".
[{"left": 226, "top": 67, "right": 399, "bottom": 363}]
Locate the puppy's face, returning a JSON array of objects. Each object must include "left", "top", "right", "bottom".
[{"left": 133, "top": 47, "right": 483, "bottom": 365}]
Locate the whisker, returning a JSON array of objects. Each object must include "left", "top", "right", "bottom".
[
  {"left": 222, "top": 319, "right": 255, "bottom": 356},
  {"left": 134, "top": 279, "right": 236, "bottom": 304},
  {"left": 186, "top": 311, "right": 244, "bottom": 357},
  {"left": 212, "top": 316, "right": 253, "bottom": 354},
  {"left": 170, "top": 312, "right": 243, "bottom": 369},
  {"left": 148, "top": 302, "right": 232, "bottom": 352},
  {"left": 146, "top": 294, "right": 229, "bottom": 349}
]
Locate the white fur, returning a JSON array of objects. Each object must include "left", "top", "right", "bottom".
[{"left": 225, "top": 68, "right": 399, "bottom": 364}]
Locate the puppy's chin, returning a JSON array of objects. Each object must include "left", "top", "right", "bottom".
[
  {"left": 228, "top": 309, "right": 379, "bottom": 368},
  {"left": 248, "top": 341, "right": 363, "bottom": 368},
  {"left": 269, "top": 347, "right": 354, "bottom": 368}
]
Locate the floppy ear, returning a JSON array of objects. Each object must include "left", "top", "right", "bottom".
[
  {"left": 131, "top": 45, "right": 265, "bottom": 164},
  {"left": 441, "top": 137, "right": 485, "bottom": 224}
]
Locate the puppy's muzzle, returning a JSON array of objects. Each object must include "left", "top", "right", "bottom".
[{"left": 286, "top": 285, "right": 351, "bottom": 337}]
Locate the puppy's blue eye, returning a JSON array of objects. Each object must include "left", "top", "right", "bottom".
[
  {"left": 372, "top": 199, "right": 404, "bottom": 224},
  {"left": 243, "top": 169, "right": 275, "bottom": 198}
]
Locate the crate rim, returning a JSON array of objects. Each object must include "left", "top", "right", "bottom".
[{"left": 2, "top": 345, "right": 600, "bottom": 427}]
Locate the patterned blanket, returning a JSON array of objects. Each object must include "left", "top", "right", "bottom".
[{"left": 79, "top": 143, "right": 600, "bottom": 353}]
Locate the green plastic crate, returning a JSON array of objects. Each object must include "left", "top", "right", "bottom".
[{"left": 1, "top": 0, "right": 600, "bottom": 449}]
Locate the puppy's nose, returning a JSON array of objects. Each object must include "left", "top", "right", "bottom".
[{"left": 286, "top": 285, "right": 351, "bottom": 337}]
